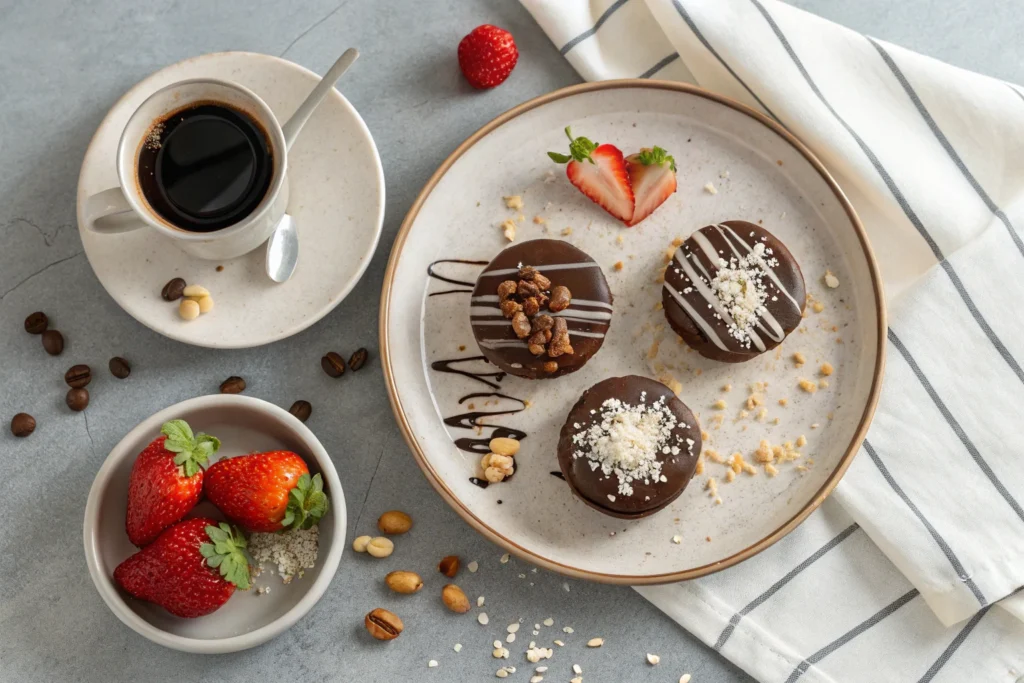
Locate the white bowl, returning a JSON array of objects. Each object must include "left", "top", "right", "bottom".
[{"left": 83, "top": 394, "right": 346, "bottom": 653}]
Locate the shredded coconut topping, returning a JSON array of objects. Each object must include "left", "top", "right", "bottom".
[
  {"left": 708, "top": 242, "right": 778, "bottom": 347},
  {"left": 572, "top": 392, "right": 688, "bottom": 497}
]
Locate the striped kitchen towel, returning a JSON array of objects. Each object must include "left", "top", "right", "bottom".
[{"left": 521, "top": 0, "right": 1024, "bottom": 681}]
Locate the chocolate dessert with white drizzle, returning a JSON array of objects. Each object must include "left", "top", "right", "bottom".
[
  {"left": 471, "top": 239, "right": 613, "bottom": 379},
  {"left": 662, "top": 221, "right": 805, "bottom": 363}
]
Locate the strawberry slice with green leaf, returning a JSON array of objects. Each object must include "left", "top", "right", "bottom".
[
  {"left": 126, "top": 419, "right": 220, "bottom": 547},
  {"left": 625, "top": 146, "right": 677, "bottom": 227},
  {"left": 548, "top": 127, "right": 634, "bottom": 224},
  {"left": 204, "top": 451, "right": 329, "bottom": 533}
]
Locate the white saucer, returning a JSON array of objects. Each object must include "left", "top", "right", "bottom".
[{"left": 76, "top": 51, "right": 385, "bottom": 348}]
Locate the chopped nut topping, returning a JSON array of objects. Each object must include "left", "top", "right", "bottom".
[
  {"left": 722, "top": 383, "right": 732, "bottom": 392},
  {"left": 548, "top": 318, "right": 573, "bottom": 357},
  {"left": 754, "top": 440, "right": 774, "bottom": 463},
  {"left": 820, "top": 362, "right": 834, "bottom": 376},
  {"left": 542, "top": 361, "right": 558, "bottom": 373},
  {"left": 796, "top": 435, "right": 807, "bottom": 447},
  {"left": 533, "top": 215, "right": 546, "bottom": 224},
  {"left": 793, "top": 352, "right": 806, "bottom": 367},
  {"left": 548, "top": 285, "right": 571, "bottom": 312},
  {"left": 561, "top": 226, "right": 573, "bottom": 236},
  {"left": 613, "top": 260, "right": 624, "bottom": 271},
  {"left": 712, "top": 399, "right": 727, "bottom": 410},
  {"left": 778, "top": 398, "right": 788, "bottom": 407},
  {"left": 511, "top": 312, "right": 531, "bottom": 338},
  {"left": 504, "top": 195, "right": 523, "bottom": 209},
  {"left": 819, "top": 379, "right": 830, "bottom": 389},
  {"left": 812, "top": 301, "right": 825, "bottom": 313},
  {"left": 765, "top": 463, "right": 779, "bottom": 477},
  {"left": 824, "top": 270, "right": 840, "bottom": 288},
  {"left": 704, "top": 181, "right": 718, "bottom": 194}
]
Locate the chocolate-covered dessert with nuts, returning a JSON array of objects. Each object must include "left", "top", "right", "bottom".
[
  {"left": 662, "top": 221, "right": 805, "bottom": 363},
  {"left": 470, "top": 239, "right": 613, "bottom": 379},
  {"left": 556, "top": 375, "right": 701, "bottom": 519}
]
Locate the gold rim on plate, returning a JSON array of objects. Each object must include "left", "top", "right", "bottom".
[{"left": 379, "top": 79, "right": 887, "bottom": 584}]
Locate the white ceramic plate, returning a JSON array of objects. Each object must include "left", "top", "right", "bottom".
[
  {"left": 83, "top": 395, "right": 346, "bottom": 653},
  {"left": 382, "top": 81, "right": 884, "bottom": 583},
  {"left": 76, "top": 51, "right": 385, "bottom": 348}
]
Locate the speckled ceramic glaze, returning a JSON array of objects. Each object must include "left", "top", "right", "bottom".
[
  {"left": 76, "top": 51, "right": 385, "bottom": 348},
  {"left": 83, "top": 395, "right": 345, "bottom": 653},
  {"left": 382, "top": 82, "right": 884, "bottom": 583}
]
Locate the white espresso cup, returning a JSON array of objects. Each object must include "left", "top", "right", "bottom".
[{"left": 83, "top": 79, "right": 289, "bottom": 261}]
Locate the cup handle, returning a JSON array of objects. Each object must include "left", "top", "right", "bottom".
[{"left": 84, "top": 187, "right": 145, "bottom": 234}]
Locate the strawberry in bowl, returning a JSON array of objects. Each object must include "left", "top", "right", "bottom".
[
  {"left": 125, "top": 419, "right": 219, "bottom": 546},
  {"left": 204, "top": 450, "right": 329, "bottom": 533},
  {"left": 114, "top": 518, "right": 251, "bottom": 619}
]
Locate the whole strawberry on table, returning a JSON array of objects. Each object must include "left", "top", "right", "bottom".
[{"left": 114, "top": 419, "right": 329, "bottom": 618}]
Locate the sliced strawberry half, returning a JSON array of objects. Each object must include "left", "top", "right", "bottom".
[
  {"left": 625, "top": 146, "right": 677, "bottom": 227},
  {"left": 548, "top": 127, "right": 634, "bottom": 224}
]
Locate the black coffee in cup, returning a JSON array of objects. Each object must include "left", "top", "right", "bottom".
[{"left": 137, "top": 103, "right": 273, "bottom": 233}]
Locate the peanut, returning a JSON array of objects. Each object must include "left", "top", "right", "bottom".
[{"left": 442, "top": 584, "right": 471, "bottom": 613}]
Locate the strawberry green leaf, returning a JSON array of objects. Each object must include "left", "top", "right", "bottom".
[
  {"left": 202, "top": 523, "right": 252, "bottom": 590},
  {"left": 548, "top": 126, "right": 599, "bottom": 165},
  {"left": 160, "top": 420, "right": 220, "bottom": 478},
  {"left": 283, "top": 473, "right": 330, "bottom": 531},
  {"left": 637, "top": 146, "right": 676, "bottom": 172}
]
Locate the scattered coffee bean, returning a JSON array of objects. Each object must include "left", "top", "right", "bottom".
[
  {"left": 442, "top": 584, "right": 471, "bottom": 613},
  {"left": 321, "top": 352, "right": 346, "bottom": 377},
  {"left": 42, "top": 329, "right": 64, "bottom": 356},
  {"left": 161, "top": 278, "right": 186, "bottom": 301},
  {"left": 438, "top": 555, "right": 460, "bottom": 578},
  {"left": 66, "top": 388, "right": 89, "bottom": 412},
  {"left": 109, "top": 357, "right": 131, "bottom": 379},
  {"left": 385, "top": 570, "right": 424, "bottom": 594},
  {"left": 289, "top": 400, "right": 312, "bottom": 422},
  {"left": 220, "top": 376, "right": 246, "bottom": 394},
  {"left": 349, "top": 348, "right": 369, "bottom": 371},
  {"left": 378, "top": 510, "right": 413, "bottom": 535},
  {"left": 64, "top": 364, "right": 92, "bottom": 388},
  {"left": 365, "top": 608, "right": 403, "bottom": 641},
  {"left": 11, "top": 413, "right": 36, "bottom": 437},
  {"left": 24, "top": 311, "right": 48, "bottom": 334}
]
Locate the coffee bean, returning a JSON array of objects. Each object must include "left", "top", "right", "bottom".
[
  {"left": 66, "top": 388, "right": 89, "bottom": 411},
  {"left": 220, "top": 376, "right": 246, "bottom": 394},
  {"left": 42, "top": 329, "right": 64, "bottom": 356},
  {"left": 109, "top": 357, "right": 131, "bottom": 379},
  {"left": 24, "top": 311, "right": 48, "bottom": 334},
  {"left": 289, "top": 400, "right": 312, "bottom": 422},
  {"left": 349, "top": 348, "right": 369, "bottom": 372},
  {"left": 11, "top": 413, "right": 36, "bottom": 437},
  {"left": 161, "top": 277, "right": 187, "bottom": 301},
  {"left": 64, "top": 364, "right": 92, "bottom": 388},
  {"left": 321, "top": 352, "right": 345, "bottom": 378}
]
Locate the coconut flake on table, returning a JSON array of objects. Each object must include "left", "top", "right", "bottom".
[{"left": 248, "top": 525, "right": 319, "bottom": 584}]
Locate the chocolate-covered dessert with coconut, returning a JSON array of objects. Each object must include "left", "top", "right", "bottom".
[{"left": 556, "top": 375, "right": 701, "bottom": 519}]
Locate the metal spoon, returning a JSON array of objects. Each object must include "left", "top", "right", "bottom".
[{"left": 266, "top": 48, "right": 359, "bottom": 283}]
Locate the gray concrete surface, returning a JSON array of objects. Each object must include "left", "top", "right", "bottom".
[{"left": 1, "top": 1, "right": 1020, "bottom": 681}]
